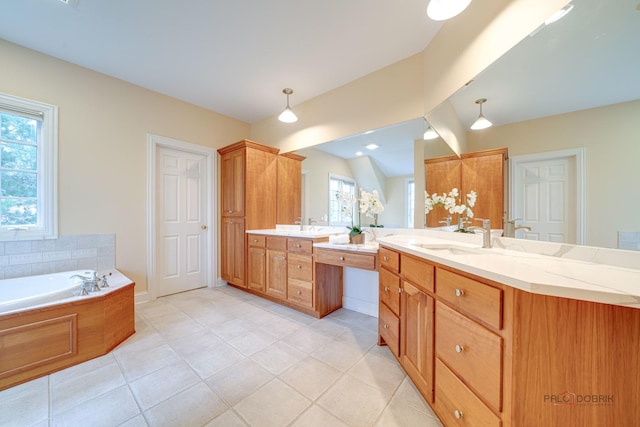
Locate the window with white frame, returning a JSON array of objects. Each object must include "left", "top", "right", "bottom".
[
  {"left": 0, "top": 93, "right": 58, "bottom": 240},
  {"left": 328, "top": 174, "right": 356, "bottom": 226},
  {"left": 406, "top": 179, "right": 415, "bottom": 228}
]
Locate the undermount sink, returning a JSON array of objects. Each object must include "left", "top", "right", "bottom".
[{"left": 413, "top": 243, "right": 485, "bottom": 256}]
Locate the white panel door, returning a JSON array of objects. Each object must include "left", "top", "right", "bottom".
[
  {"left": 513, "top": 156, "right": 576, "bottom": 244},
  {"left": 156, "top": 146, "right": 207, "bottom": 296}
]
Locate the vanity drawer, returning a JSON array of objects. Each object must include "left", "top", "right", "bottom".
[
  {"left": 401, "top": 254, "right": 434, "bottom": 293},
  {"left": 315, "top": 249, "right": 376, "bottom": 271},
  {"left": 379, "top": 247, "right": 399, "bottom": 273},
  {"left": 379, "top": 267, "right": 401, "bottom": 316},
  {"left": 248, "top": 234, "right": 265, "bottom": 247},
  {"left": 267, "top": 236, "right": 287, "bottom": 251},
  {"left": 287, "top": 278, "right": 312, "bottom": 307},
  {"left": 434, "top": 358, "right": 501, "bottom": 427},
  {"left": 287, "top": 238, "right": 313, "bottom": 254},
  {"left": 436, "top": 268, "right": 503, "bottom": 330},
  {"left": 288, "top": 253, "right": 313, "bottom": 281},
  {"left": 379, "top": 300, "right": 400, "bottom": 357},
  {"left": 436, "top": 302, "right": 502, "bottom": 412}
]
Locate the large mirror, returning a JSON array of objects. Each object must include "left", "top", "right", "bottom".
[{"left": 298, "top": 0, "right": 640, "bottom": 249}]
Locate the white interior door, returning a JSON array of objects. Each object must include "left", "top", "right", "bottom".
[
  {"left": 511, "top": 151, "right": 583, "bottom": 244},
  {"left": 156, "top": 146, "right": 208, "bottom": 296}
]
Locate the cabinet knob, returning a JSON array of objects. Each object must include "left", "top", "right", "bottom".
[
  {"left": 253, "top": 239, "right": 258, "bottom": 243},
  {"left": 455, "top": 288, "right": 465, "bottom": 297},
  {"left": 383, "top": 256, "right": 389, "bottom": 261},
  {"left": 454, "top": 410, "right": 463, "bottom": 419},
  {"left": 384, "top": 286, "right": 390, "bottom": 292},
  {"left": 227, "top": 210, "right": 233, "bottom": 214},
  {"left": 383, "top": 324, "right": 389, "bottom": 329},
  {"left": 398, "top": 288, "right": 403, "bottom": 294},
  {"left": 296, "top": 264, "right": 302, "bottom": 269},
  {"left": 455, "top": 344, "right": 464, "bottom": 353},
  {"left": 297, "top": 290, "right": 302, "bottom": 295},
  {"left": 296, "top": 244, "right": 301, "bottom": 248},
  {"left": 340, "top": 256, "right": 345, "bottom": 261}
]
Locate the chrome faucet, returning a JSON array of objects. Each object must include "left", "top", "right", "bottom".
[
  {"left": 70, "top": 271, "right": 101, "bottom": 294},
  {"left": 295, "top": 217, "right": 303, "bottom": 231},
  {"left": 438, "top": 216, "right": 452, "bottom": 226},
  {"left": 469, "top": 218, "right": 492, "bottom": 248},
  {"left": 505, "top": 218, "right": 531, "bottom": 237}
]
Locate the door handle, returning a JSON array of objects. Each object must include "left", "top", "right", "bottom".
[{"left": 201, "top": 225, "right": 208, "bottom": 230}]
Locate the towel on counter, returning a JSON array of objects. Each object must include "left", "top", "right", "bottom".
[{"left": 329, "top": 234, "right": 350, "bottom": 245}]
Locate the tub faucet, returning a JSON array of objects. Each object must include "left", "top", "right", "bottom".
[
  {"left": 70, "top": 272, "right": 100, "bottom": 294},
  {"left": 469, "top": 218, "right": 492, "bottom": 248}
]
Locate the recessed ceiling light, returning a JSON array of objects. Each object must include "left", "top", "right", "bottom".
[
  {"left": 365, "top": 144, "right": 379, "bottom": 150},
  {"left": 355, "top": 151, "right": 363, "bottom": 156},
  {"left": 60, "top": 0, "right": 79, "bottom": 7}
]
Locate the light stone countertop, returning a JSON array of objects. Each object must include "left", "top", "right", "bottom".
[{"left": 376, "top": 234, "right": 640, "bottom": 309}]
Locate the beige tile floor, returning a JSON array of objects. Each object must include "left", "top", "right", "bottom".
[{"left": 0, "top": 285, "right": 444, "bottom": 427}]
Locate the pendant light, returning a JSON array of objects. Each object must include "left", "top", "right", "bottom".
[
  {"left": 278, "top": 88, "right": 298, "bottom": 123},
  {"left": 427, "top": 0, "right": 472, "bottom": 21},
  {"left": 470, "top": 98, "right": 492, "bottom": 130}
]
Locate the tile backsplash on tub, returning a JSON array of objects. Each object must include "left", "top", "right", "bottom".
[{"left": 0, "top": 234, "right": 115, "bottom": 279}]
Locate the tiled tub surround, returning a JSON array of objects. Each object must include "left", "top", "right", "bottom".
[
  {"left": 0, "top": 234, "right": 115, "bottom": 280},
  {"left": 0, "top": 286, "right": 442, "bottom": 427}
]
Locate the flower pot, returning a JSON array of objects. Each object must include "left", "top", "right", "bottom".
[{"left": 349, "top": 233, "right": 365, "bottom": 244}]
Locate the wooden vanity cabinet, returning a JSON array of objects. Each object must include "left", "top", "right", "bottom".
[
  {"left": 218, "top": 140, "right": 278, "bottom": 288},
  {"left": 277, "top": 153, "right": 306, "bottom": 225},
  {"left": 266, "top": 236, "right": 287, "bottom": 299},
  {"left": 377, "top": 247, "right": 401, "bottom": 358},
  {"left": 220, "top": 217, "right": 245, "bottom": 286},
  {"left": 286, "top": 238, "right": 314, "bottom": 308},
  {"left": 247, "top": 234, "right": 266, "bottom": 292},
  {"left": 400, "top": 253, "right": 435, "bottom": 403},
  {"left": 425, "top": 148, "right": 507, "bottom": 229}
]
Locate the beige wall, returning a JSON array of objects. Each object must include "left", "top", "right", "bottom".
[
  {"left": 0, "top": 39, "right": 250, "bottom": 293},
  {"left": 299, "top": 147, "right": 354, "bottom": 225},
  {"left": 467, "top": 99, "right": 640, "bottom": 248},
  {"left": 384, "top": 176, "right": 412, "bottom": 228}
]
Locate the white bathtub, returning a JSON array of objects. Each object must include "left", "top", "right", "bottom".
[{"left": 0, "top": 270, "right": 113, "bottom": 315}]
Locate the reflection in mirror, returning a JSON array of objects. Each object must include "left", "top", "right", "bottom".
[
  {"left": 297, "top": 118, "right": 454, "bottom": 230},
  {"left": 439, "top": 0, "right": 640, "bottom": 248}
]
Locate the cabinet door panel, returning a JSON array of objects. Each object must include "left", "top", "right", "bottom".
[
  {"left": 425, "top": 157, "right": 461, "bottom": 227},
  {"left": 248, "top": 246, "right": 266, "bottom": 292},
  {"left": 221, "top": 149, "right": 245, "bottom": 217},
  {"left": 221, "top": 218, "right": 245, "bottom": 287},
  {"left": 461, "top": 150, "right": 505, "bottom": 229},
  {"left": 402, "top": 280, "right": 434, "bottom": 402},
  {"left": 266, "top": 249, "right": 287, "bottom": 299}
]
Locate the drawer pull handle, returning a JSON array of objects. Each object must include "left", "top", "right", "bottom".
[
  {"left": 297, "top": 264, "right": 302, "bottom": 269},
  {"left": 297, "top": 290, "right": 302, "bottom": 295},
  {"left": 455, "top": 344, "right": 464, "bottom": 353},
  {"left": 455, "top": 288, "right": 465, "bottom": 297},
  {"left": 383, "top": 324, "right": 389, "bottom": 329},
  {"left": 384, "top": 286, "right": 390, "bottom": 292},
  {"left": 454, "top": 410, "right": 463, "bottom": 419}
]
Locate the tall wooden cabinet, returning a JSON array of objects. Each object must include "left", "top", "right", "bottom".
[
  {"left": 425, "top": 148, "right": 507, "bottom": 229},
  {"left": 277, "top": 153, "right": 306, "bottom": 225},
  {"left": 218, "top": 140, "right": 279, "bottom": 287}
]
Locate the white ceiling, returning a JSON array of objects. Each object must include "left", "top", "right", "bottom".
[
  {"left": 2, "top": 0, "right": 638, "bottom": 178},
  {"left": 0, "top": 0, "right": 441, "bottom": 123}
]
